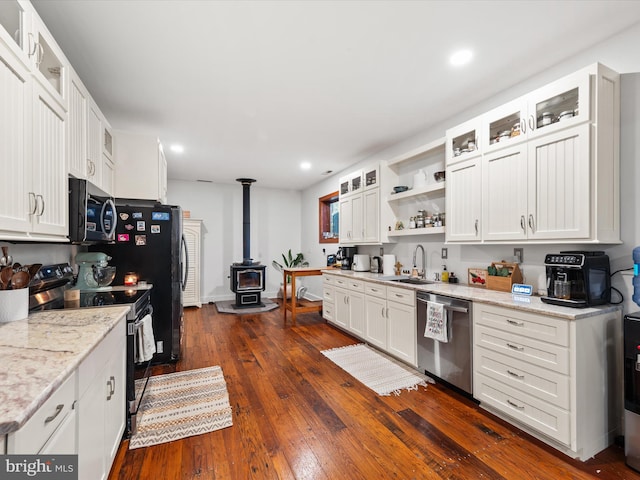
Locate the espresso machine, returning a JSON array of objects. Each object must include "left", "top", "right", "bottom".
[
  {"left": 73, "top": 252, "right": 116, "bottom": 290},
  {"left": 540, "top": 251, "right": 610, "bottom": 308},
  {"left": 336, "top": 246, "right": 358, "bottom": 270}
]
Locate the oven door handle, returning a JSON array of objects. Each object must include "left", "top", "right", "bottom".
[
  {"left": 181, "top": 233, "right": 189, "bottom": 291},
  {"left": 416, "top": 297, "right": 469, "bottom": 314}
]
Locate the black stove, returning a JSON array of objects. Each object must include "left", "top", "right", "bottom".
[{"left": 28, "top": 263, "right": 153, "bottom": 437}]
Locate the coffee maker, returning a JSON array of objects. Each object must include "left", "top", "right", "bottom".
[
  {"left": 337, "top": 246, "right": 358, "bottom": 270},
  {"left": 541, "top": 251, "right": 611, "bottom": 308}
]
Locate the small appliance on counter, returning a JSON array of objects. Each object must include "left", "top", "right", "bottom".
[
  {"left": 370, "top": 256, "right": 381, "bottom": 273},
  {"left": 541, "top": 251, "right": 611, "bottom": 308},
  {"left": 337, "top": 246, "right": 357, "bottom": 270},
  {"left": 73, "top": 252, "right": 116, "bottom": 291},
  {"left": 353, "top": 254, "right": 370, "bottom": 272}
]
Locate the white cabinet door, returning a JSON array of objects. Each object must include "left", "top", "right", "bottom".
[
  {"left": 348, "top": 291, "right": 365, "bottom": 338},
  {"left": 103, "top": 339, "right": 126, "bottom": 471},
  {"left": 446, "top": 115, "right": 481, "bottom": 165},
  {"left": 0, "top": 39, "right": 32, "bottom": 236},
  {"left": 114, "top": 132, "right": 167, "bottom": 201},
  {"left": 527, "top": 124, "right": 590, "bottom": 240},
  {"left": 350, "top": 194, "right": 363, "bottom": 243},
  {"left": 481, "top": 95, "right": 528, "bottom": 155},
  {"left": 31, "top": 82, "right": 67, "bottom": 237},
  {"left": 40, "top": 409, "right": 76, "bottom": 455},
  {"left": 67, "top": 69, "right": 87, "bottom": 179},
  {"left": 78, "top": 369, "right": 107, "bottom": 479},
  {"left": 334, "top": 287, "right": 350, "bottom": 329},
  {"left": 445, "top": 157, "right": 482, "bottom": 242},
  {"left": 339, "top": 197, "right": 353, "bottom": 244},
  {"left": 362, "top": 188, "right": 379, "bottom": 243},
  {"left": 387, "top": 301, "right": 416, "bottom": 366},
  {"left": 482, "top": 143, "right": 528, "bottom": 241},
  {"left": 365, "top": 295, "right": 387, "bottom": 350},
  {"left": 87, "top": 100, "right": 102, "bottom": 187}
]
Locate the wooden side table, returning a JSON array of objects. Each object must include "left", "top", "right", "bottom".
[{"left": 282, "top": 267, "right": 324, "bottom": 325}]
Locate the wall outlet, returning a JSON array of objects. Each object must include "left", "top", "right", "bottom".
[
  {"left": 156, "top": 341, "right": 164, "bottom": 353},
  {"left": 514, "top": 248, "right": 523, "bottom": 264},
  {"left": 441, "top": 248, "right": 448, "bottom": 259},
  {"left": 379, "top": 247, "right": 384, "bottom": 256}
]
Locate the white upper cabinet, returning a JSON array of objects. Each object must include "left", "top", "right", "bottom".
[
  {"left": 0, "top": 1, "right": 33, "bottom": 66},
  {"left": 338, "top": 163, "right": 380, "bottom": 245},
  {"left": 446, "top": 115, "right": 482, "bottom": 165},
  {"left": 447, "top": 63, "right": 619, "bottom": 244},
  {"left": 114, "top": 131, "right": 167, "bottom": 202},
  {"left": 67, "top": 68, "right": 88, "bottom": 179},
  {"left": 445, "top": 157, "right": 482, "bottom": 243}
]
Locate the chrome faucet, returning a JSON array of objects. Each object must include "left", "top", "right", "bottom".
[{"left": 412, "top": 244, "right": 426, "bottom": 279}]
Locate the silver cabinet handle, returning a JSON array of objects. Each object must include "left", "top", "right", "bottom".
[
  {"left": 44, "top": 404, "right": 64, "bottom": 424},
  {"left": 37, "top": 194, "right": 45, "bottom": 216},
  {"left": 474, "top": 219, "right": 479, "bottom": 236},
  {"left": 520, "top": 216, "right": 526, "bottom": 233},
  {"left": 520, "top": 118, "right": 526, "bottom": 134},
  {"left": 106, "top": 376, "right": 115, "bottom": 400},
  {"left": 506, "top": 319, "right": 524, "bottom": 327},
  {"left": 28, "top": 192, "right": 38, "bottom": 215},
  {"left": 507, "top": 399, "right": 525, "bottom": 410},
  {"left": 381, "top": 306, "right": 385, "bottom": 317},
  {"left": 528, "top": 214, "right": 535, "bottom": 233},
  {"left": 507, "top": 343, "right": 524, "bottom": 351},
  {"left": 507, "top": 370, "right": 525, "bottom": 379},
  {"left": 528, "top": 115, "right": 535, "bottom": 131}
]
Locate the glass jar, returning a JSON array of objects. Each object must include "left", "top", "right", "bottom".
[{"left": 409, "top": 217, "right": 416, "bottom": 229}]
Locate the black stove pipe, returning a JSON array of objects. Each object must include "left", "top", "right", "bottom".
[{"left": 236, "top": 178, "right": 256, "bottom": 265}]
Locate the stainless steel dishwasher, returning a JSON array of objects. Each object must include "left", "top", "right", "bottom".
[{"left": 416, "top": 291, "right": 473, "bottom": 395}]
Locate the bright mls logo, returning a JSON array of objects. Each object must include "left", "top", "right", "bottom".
[{"left": 1, "top": 455, "right": 77, "bottom": 480}]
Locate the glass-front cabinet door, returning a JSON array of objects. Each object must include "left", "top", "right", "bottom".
[
  {"left": 482, "top": 96, "right": 528, "bottom": 155},
  {"left": 0, "top": 0, "right": 30, "bottom": 59},
  {"left": 526, "top": 69, "right": 590, "bottom": 139},
  {"left": 445, "top": 115, "right": 481, "bottom": 165}
]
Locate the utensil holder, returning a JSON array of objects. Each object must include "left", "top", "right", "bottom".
[
  {"left": 0, "top": 288, "right": 28, "bottom": 323},
  {"left": 486, "top": 262, "right": 523, "bottom": 292}
]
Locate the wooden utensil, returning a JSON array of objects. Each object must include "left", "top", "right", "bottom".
[
  {"left": 10, "top": 271, "right": 29, "bottom": 290},
  {"left": 0, "top": 266, "right": 13, "bottom": 289}
]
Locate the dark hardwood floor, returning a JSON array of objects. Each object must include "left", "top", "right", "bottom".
[{"left": 109, "top": 301, "right": 639, "bottom": 479}]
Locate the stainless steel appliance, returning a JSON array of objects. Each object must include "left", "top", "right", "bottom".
[
  {"left": 68, "top": 178, "right": 117, "bottom": 243},
  {"left": 416, "top": 292, "right": 473, "bottom": 395},
  {"left": 541, "top": 251, "right": 611, "bottom": 308},
  {"left": 92, "top": 200, "right": 186, "bottom": 364},
  {"left": 625, "top": 312, "right": 640, "bottom": 472},
  {"left": 28, "top": 263, "right": 153, "bottom": 437},
  {"left": 338, "top": 246, "right": 357, "bottom": 270},
  {"left": 352, "top": 254, "right": 370, "bottom": 272}
]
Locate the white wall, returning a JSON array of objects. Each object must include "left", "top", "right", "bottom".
[
  {"left": 167, "top": 179, "right": 302, "bottom": 303},
  {"left": 301, "top": 22, "right": 640, "bottom": 316}
]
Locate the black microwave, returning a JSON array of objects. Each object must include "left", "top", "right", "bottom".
[{"left": 68, "top": 178, "right": 117, "bottom": 243}]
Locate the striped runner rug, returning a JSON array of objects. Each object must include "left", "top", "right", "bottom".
[
  {"left": 129, "top": 366, "right": 233, "bottom": 449},
  {"left": 321, "top": 343, "right": 434, "bottom": 396}
]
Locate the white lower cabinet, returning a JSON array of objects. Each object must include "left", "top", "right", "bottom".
[
  {"left": 324, "top": 274, "right": 417, "bottom": 366},
  {"left": 473, "top": 303, "right": 622, "bottom": 460},
  {"left": 7, "top": 371, "right": 77, "bottom": 454},
  {"left": 78, "top": 317, "right": 126, "bottom": 480},
  {"left": 385, "top": 287, "right": 416, "bottom": 366}
]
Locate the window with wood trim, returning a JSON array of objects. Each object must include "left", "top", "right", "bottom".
[{"left": 319, "top": 191, "right": 339, "bottom": 243}]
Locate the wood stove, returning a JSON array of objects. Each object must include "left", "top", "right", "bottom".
[{"left": 229, "top": 178, "right": 266, "bottom": 308}]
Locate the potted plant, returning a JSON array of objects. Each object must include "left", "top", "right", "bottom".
[{"left": 275, "top": 250, "right": 309, "bottom": 299}]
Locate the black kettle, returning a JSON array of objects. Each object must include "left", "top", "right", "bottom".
[{"left": 371, "top": 256, "right": 382, "bottom": 273}]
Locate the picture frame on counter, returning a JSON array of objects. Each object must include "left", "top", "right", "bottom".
[{"left": 468, "top": 268, "right": 487, "bottom": 287}]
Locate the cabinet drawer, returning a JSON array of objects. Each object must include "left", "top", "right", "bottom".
[
  {"left": 323, "top": 302, "right": 334, "bottom": 322},
  {"left": 474, "top": 345, "right": 570, "bottom": 409},
  {"left": 474, "top": 304, "right": 569, "bottom": 347},
  {"left": 322, "top": 274, "right": 336, "bottom": 286},
  {"left": 8, "top": 371, "right": 77, "bottom": 454},
  {"left": 475, "top": 373, "right": 570, "bottom": 446},
  {"left": 323, "top": 286, "right": 335, "bottom": 303},
  {"left": 475, "top": 324, "right": 569, "bottom": 375},
  {"left": 386, "top": 286, "right": 415, "bottom": 306},
  {"left": 334, "top": 277, "right": 365, "bottom": 292},
  {"left": 365, "top": 283, "right": 386, "bottom": 298},
  {"left": 79, "top": 317, "right": 125, "bottom": 397}
]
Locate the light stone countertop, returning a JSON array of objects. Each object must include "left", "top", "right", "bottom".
[
  {"left": 321, "top": 269, "right": 622, "bottom": 320},
  {"left": 0, "top": 306, "right": 130, "bottom": 435}
]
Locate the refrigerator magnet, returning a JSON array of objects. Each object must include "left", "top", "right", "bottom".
[
  {"left": 151, "top": 225, "right": 160, "bottom": 234},
  {"left": 136, "top": 221, "right": 146, "bottom": 231},
  {"left": 152, "top": 211, "right": 170, "bottom": 221},
  {"left": 135, "top": 235, "right": 147, "bottom": 246},
  {"left": 119, "top": 213, "right": 129, "bottom": 220},
  {"left": 118, "top": 233, "right": 130, "bottom": 242},
  {"left": 132, "top": 212, "right": 143, "bottom": 219},
  {"left": 125, "top": 224, "right": 134, "bottom": 230}
]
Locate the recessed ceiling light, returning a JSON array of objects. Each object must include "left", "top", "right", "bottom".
[
  {"left": 170, "top": 144, "right": 184, "bottom": 154},
  {"left": 450, "top": 49, "right": 473, "bottom": 67},
  {"left": 300, "top": 161, "right": 311, "bottom": 170}
]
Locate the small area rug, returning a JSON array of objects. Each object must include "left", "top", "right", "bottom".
[
  {"left": 129, "top": 366, "right": 233, "bottom": 449},
  {"left": 215, "top": 298, "right": 279, "bottom": 314},
  {"left": 321, "top": 343, "right": 434, "bottom": 396}
]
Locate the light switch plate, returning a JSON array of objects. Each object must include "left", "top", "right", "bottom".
[
  {"left": 514, "top": 248, "right": 523, "bottom": 263},
  {"left": 441, "top": 248, "right": 448, "bottom": 259}
]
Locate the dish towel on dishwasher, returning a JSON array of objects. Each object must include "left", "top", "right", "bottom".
[
  {"left": 424, "top": 301, "right": 449, "bottom": 343},
  {"left": 136, "top": 314, "right": 156, "bottom": 363}
]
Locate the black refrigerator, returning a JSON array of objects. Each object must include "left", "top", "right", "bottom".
[{"left": 91, "top": 200, "right": 186, "bottom": 364}]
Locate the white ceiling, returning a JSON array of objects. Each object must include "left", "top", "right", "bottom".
[{"left": 32, "top": 0, "right": 640, "bottom": 190}]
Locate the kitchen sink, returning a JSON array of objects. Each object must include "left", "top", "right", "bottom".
[{"left": 390, "top": 277, "right": 434, "bottom": 285}]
